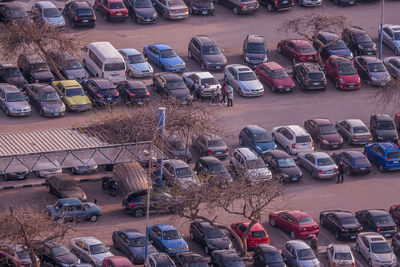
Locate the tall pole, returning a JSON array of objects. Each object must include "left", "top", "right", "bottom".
[
  {"left": 154, "top": 107, "right": 166, "bottom": 186},
  {"left": 378, "top": 0, "right": 385, "bottom": 59}
]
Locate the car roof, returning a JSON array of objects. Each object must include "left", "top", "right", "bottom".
[
  {"left": 313, "top": 118, "right": 333, "bottom": 126},
  {"left": 318, "top": 31, "right": 339, "bottom": 40},
  {"left": 158, "top": 73, "right": 182, "bottom": 81},
  {"left": 265, "top": 150, "right": 290, "bottom": 159},
  {"left": 90, "top": 79, "right": 114, "bottom": 89},
  {"left": 377, "top": 142, "right": 399, "bottom": 152},
  {"left": 286, "top": 210, "right": 310, "bottom": 218},
  {"left": 198, "top": 221, "right": 218, "bottom": 231},
  {"left": 262, "top": 62, "right": 283, "bottom": 71},
  {"left": 345, "top": 119, "right": 366, "bottom": 127},
  {"left": 74, "top": 237, "right": 103, "bottom": 245},
  {"left": 227, "top": 64, "right": 252, "bottom": 72},
  {"left": 108, "top": 0, "right": 124, "bottom": 3},
  {"left": 48, "top": 173, "right": 75, "bottom": 181},
  {"left": 212, "top": 250, "right": 239, "bottom": 257},
  {"left": 32, "top": 83, "right": 56, "bottom": 92},
  {"left": 236, "top": 222, "right": 265, "bottom": 231},
  {"left": 300, "top": 62, "right": 322, "bottom": 72},
  {"left": 73, "top": 1, "right": 92, "bottom": 8},
  {"left": 200, "top": 156, "right": 223, "bottom": 165},
  {"left": 49, "top": 50, "right": 75, "bottom": 60},
  {"left": 256, "top": 244, "right": 278, "bottom": 253},
  {"left": 286, "top": 240, "right": 310, "bottom": 249},
  {"left": 125, "top": 80, "right": 146, "bottom": 89},
  {"left": 245, "top": 125, "right": 267, "bottom": 134},
  {"left": 202, "top": 134, "right": 222, "bottom": 141},
  {"left": 22, "top": 54, "right": 46, "bottom": 64},
  {"left": 58, "top": 198, "right": 82, "bottom": 206},
  {"left": 365, "top": 209, "right": 390, "bottom": 216},
  {"left": 286, "top": 125, "right": 309, "bottom": 136},
  {"left": 383, "top": 24, "right": 400, "bottom": 32},
  {"left": 330, "top": 244, "right": 352, "bottom": 253},
  {"left": 234, "top": 147, "right": 259, "bottom": 160},
  {"left": 191, "top": 72, "right": 214, "bottom": 79},
  {"left": 118, "top": 48, "right": 140, "bottom": 56},
  {"left": 57, "top": 80, "right": 82, "bottom": 88},
  {"left": 0, "top": 62, "right": 16, "bottom": 68},
  {"left": 150, "top": 253, "right": 173, "bottom": 263},
  {"left": 346, "top": 26, "right": 367, "bottom": 34},
  {"left": 330, "top": 55, "right": 352, "bottom": 64},
  {"left": 164, "top": 159, "right": 190, "bottom": 169},
  {"left": 151, "top": 43, "right": 172, "bottom": 50},
  {"left": 104, "top": 256, "right": 132, "bottom": 265},
  {"left": 195, "top": 35, "right": 216, "bottom": 46},
  {"left": 310, "top": 152, "right": 332, "bottom": 159},
  {"left": 36, "top": 1, "right": 57, "bottom": 8},
  {"left": 247, "top": 34, "right": 264, "bottom": 44},
  {"left": 359, "top": 56, "right": 382, "bottom": 64},
  {"left": 152, "top": 224, "right": 177, "bottom": 231},
  {"left": 359, "top": 232, "right": 386, "bottom": 241},
  {"left": 373, "top": 113, "right": 392, "bottom": 121},
  {"left": 333, "top": 211, "right": 354, "bottom": 218},
  {"left": 0, "top": 84, "right": 21, "bottom": 93},
  {"left": 286, "top": 39, "right": 312, "bottom": 46},
  {"left": 345, "top": 150, "right": 365, "bottom": 158}
]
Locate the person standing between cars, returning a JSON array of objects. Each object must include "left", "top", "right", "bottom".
[
  {"left": 227, "top": 85, "right": 233, "bottom": 107},
  {"left": 210, "top": 88, "right": 216, "bottom": 105},
  {"left": 310, "top": 234, "right": 319, "bottom": 256},
  {"left": 220, "top": 82, "right": 227, "bottom": 105},
  {"left": 337, "top": 161, "right": 344, "bottom": 183},
  {"left": 194, "top": 79, "right": 201, "bottom": 99},
  {"left": 215, "top": 86, "right": 221, "bottom": 105}
]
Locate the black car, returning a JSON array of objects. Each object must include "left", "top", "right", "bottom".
[
  {"left": 188, "top": 35, "right": 227, "bottom": 71},
  {"left": 0, "top": 62, "right": 27, "bottom": 90},
  {"left": 0, "top": 2, "right": 29, "bottom": 25},
  {"left": 210, "top": 250, "right": 245, "bottom": 267},
  {"left": 342, "top": 26, "right": 377, "bottom": 56},
  {"left": 252, "top": 244, "right": 285, "bottom": 267},
  {"left": 184, "top": 0, "right": 214, "bottom": 15},
  {"left": 259, "top": 0, "right": 293, "bottom": 12},
  {"left": 83, "top": 79, "right": 119, "bottom": 107},
  {"left": 116, "top": 80, "right": 150, "bottom": 105},
  {"left": 63, "top": 0, "right": 96, "bottom": 28},
  {"left": 175, "top": 252, "right": 210, "bottom": 267},
  {"left": 355, "top": 209, "right": 397, "bottom": 238},
  {"left": 193, "top": 156, "right": 233, "bottom": 188},
  {"left": 369, "top": 114, "right": 398, "bottom": 142},
  {"left": 34, "top": 241, "right": 80, "bottom": 267},
  {"left": 292, "top": 62, "right": 327, "bottom": 91},
  {"left": 47, "top": 50, "right": 88, "bottom": 83},
  {"left": 319, "top": 210, "right": 363, "bottom": 240},
  {"left": 190, "top": 220, "right": 233, "bottom": 255},
  {"left": 153, "top": 73, "right": 192, "bottom": 103},
  {"left": 392, "top": 233, "right": 400, "bottom": 258},
  {"left": 242, "top": 34, "right": 267, "bottom": 68},
  {"left": 18, "top": 53, "right": 55, "bottom": 84},
  {"left": 123, "top": 0, "right": 157, "bottom": 23},
  {"left": 261, "top": 150, "right": 302, "bottom": 183}
]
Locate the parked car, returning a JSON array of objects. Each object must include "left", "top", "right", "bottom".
[
  {"left": 298, "top": 152, "right": 338, "bottom": 179},
  {"left": 35, "top": 159, "right": 62, "bottom": 178},
  {"left": 31, "top": 1, "right": 65, "bottom": 29},
  {"left": 123, "top": 0, "right": 157, "bottom": 23},
  {"left": 252, "top": 244, "right": 285, "bottom": 267},
  {"left": 46, "top": 173, "right": 87, "bottom": 201},
  {"left": 242, "top": 34, "right": 267, "bottom": 68},
  {"left": 335, "top": 119, "right": 372, "bottom": 145},
  {"left": 224, "top": 64, "right": 264, "bottom": 96},
  {"left": 269, "top": 210, "right": 319, "bottom": 239},
  {"left": 231, "top": 222, "right": 269, "bottom": 249},
  {"left": 324, "top": 56, "right": 361, "bottom": 90},
  {"left": 144, "top": 44, "right": 185, "bottom": 72},
  {"left": 261, "top": 150, "right": 302, "bottom": 182},
  {"left": 48, "top": 50, "right": 88, "bottom": 83},
  {"left": 281, "top": 240, "right": 320, "bottom": 267},
  {"left": 161, "top": 159, "right": 198, "bottom": 188},
  {"left": 194, "top": 156, "right": 233, "bottom": 188},
  {"left": 34, "top": 241, "right": 80, "bottom": 267},
  {"left": 175, "top": 252, "right": 209, "bottom": 267},
  {"left": 188, "top": 35, "right": 227, "bottom": 71},
  {"left": 259, "top": 0, "right": 293, "bottom": 12},
  {"left": 370, "top": 114, "right": 398, "bottom": 142},
  {"left": 271, "top": 125, "right": 314, "bottom": 155},
  {"left": 389, "top": 205, "right": 400, "bottom": 224},
  {"left": 153, "top": 0, "right": 188, "bottom": 19},
  {"left": 0, "top": 244, "right": 39, "bottom": 267},
  {"left": 355, "top": 209, "right": 397, "bottom": 238},
  {"left": 0, "top": 63, "right": 27, "bottom": 91},
  {"left": 342, "top": 26, "right": 377, "bottom": 56},
  {"left": 364, "top": 142, "right": 400, "bottom": 172},
  {"left": 25, "top": 83, "right": 65, "bottom": 117},
  {"left": 304, "top": 118, "right": 342, "bottom": 149},
  {"left": 392, "top": 233, "right": 400, "bottom": 258},
  {"left": 192, "top": 134, "right": 228, "bottom": 159},
  {"left": 296, "top": 0, "right": 321, "bottom": 7},
  {"left": 0, "top": 2, "right": 29, "bottom": 25},
  {"left": 112, "top": 229, "right": 156, "bottom": 264},
  {"left": 94, "top": 0, "right": 129, "bottom": 21},
  {"left": 166, "top": 134, "right": 192, "bottom": 162},
  {"left": 116, "top": 80, "right": 150, "bottom": 106},
  {"left": 329, "top": 0, "right": 355, "bottom": 6},
  {"left": 153, "top": 73, "right": 191, "bottom": 103},
  {"left": 2, "top": 165, "right": 29, "bottom": 181},
  {"left": 332, "top": 151, "right": 371, "bottom": 175},
  {"left": 210, "top": 250, "right": 245, "bottom": 267},
  {"left": 380, "top": 24, "right": 400, "bottom": 56},
  {"left": 63, "top": 0, "right": 96, "bottom": 28},
  {"left": 18, "top": 53, "right": 54, "bottom": 84},
  {"left": 356, "top": 232, "right": 397, "bottom": 267},
  {"left": 319, "top": 210, "right": 363, "bottom": 240},
  {"left": 70, "top": 237, "right": 113, "bottom": 267},
  {"left": 144, "top": 253, "right": 175, "bottom": 267},
  {"left": 314, "top": 32, "right": 353, "bottom": 61},
  {"left": 52, "top": 80, "right": 92, "bottom": 112},
  {"left": 326, "top": 244, "right": 355, "bottom": 267},
  {"left": 354, "top": 56, "right": 391, "bottom": 86},
  {"left": 214, "top": 0, "right": 258, "bottom": 14},
  {"left": 277, "top": 39, "right": 317, "bottom": 64},
  {"left": 292, "top": 62, "right": 327, "bottom": 91},
  {"left": 239, "top": 125, "right": 275, "bottom": 154},
  {"left": 83, "top": 79, "right": 119, "bottom": 108},
  {"left": 146, "top": 224, "right": 188, "bottom": 256},
  {"left": 118, "top": 48, "right": 153, "bottom": 78},
  {"left": 230, "top": 147, "right": 272, "bottom": 182},
  {"left": 0, "top": 84, "right": 31, "bottom": 117},
  {"left": 46, "top": 198, "right": 102, "bottom": 222},
  {"left": 190, "top": 220, "right": 233, "bottom": 255},
  {"left": 71, "top": 159, "right": 97, "bottom": 175},
  {"left": 255, "top": 62, "right": 295, "bottom": 93},
  {"left": 384, "top": 56, "right": 400, "bottom": 79},
  {"left": 182, "top": 71, "right": 220, "bottom": 98},
  {"left": 184, "top": 0, "right": 214, "bottom": 15},
  {"left": 102, "top": 257, "right": 133, "bottom": 267}
]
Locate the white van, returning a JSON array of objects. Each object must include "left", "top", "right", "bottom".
[{"left": 81, "top": 42, "right": 126, "bottom": 83}]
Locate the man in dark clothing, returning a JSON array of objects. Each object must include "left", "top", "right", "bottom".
[
  {"left": 310, "top": 234, "right": 318, "bottom": 256},
  {"left": 337, "top": 161, "right": 344, "bottom": 183}
]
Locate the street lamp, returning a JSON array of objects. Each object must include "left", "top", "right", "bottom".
[{"left": 378, "top": 0, "right": 385, "bottom": 59}]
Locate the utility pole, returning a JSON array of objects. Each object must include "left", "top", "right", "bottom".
[{"left": 378, "top": 0, "right": 385, "bottom": 59}]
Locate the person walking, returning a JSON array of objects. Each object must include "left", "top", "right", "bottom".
[
  {"left": 310, "top": 234, "right": 319, "bottom": 256},
  {"left": 337, "top": 161, "right": 344, "bottom": 183},
  {"left": 210, "top": 89, "right": 216, "bottom": 105},
  {"left": 220, "top": 83, "right": 227, "bottom": 105},
  {"left": 227, "top": 85, "right": 233, "bottom": 107},
  {"left": 215, "top": 86, "right": 221, "bottom": 105}
]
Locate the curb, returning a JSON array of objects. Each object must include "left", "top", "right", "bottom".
[{"left": 0, "top": 177, "right": 103, "bottom": 191}]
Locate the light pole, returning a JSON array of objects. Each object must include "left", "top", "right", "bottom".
[{"left": 378, "top": 0, "right": 385, "bottom": 59}]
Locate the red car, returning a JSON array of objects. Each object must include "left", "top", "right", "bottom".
[
  {"left": 94, "top": 0, "right": 129, "bottom": 21},
  {"left": 269, "top": 210, "right": 319, "bottom": 239},
  {"left": 277, "top": 39, "right": 317, "bottom": 64},
  {"left": 390, "top": 205, "right": 400, "bottom": 225},
  {"left": 230, "top": 222, "right": 269, "bottom": 249},
  {"left": 324, "top": 56, "right": 361, "bottom": 90},
  {"left": 304, "top": 118, "right": 343, "bottom": 149},
  {"left": 102, "top": 256, "right": 133, "bottom": 267},
  {"left": 255, "top": 62, "right": 296, "bottom": 93}
]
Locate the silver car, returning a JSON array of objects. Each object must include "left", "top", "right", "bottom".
[
  {"left": 356, "top": 232, "right": 397, "bottom": 267},
  {"left": 380, "top": 24, "right": 400, "bottom": 55},
  {"left": 297, "top": 152, "right": 338, "bottom": 179},
  {"left": 384, "top": 56, "right": 400, "bottom": 79},
  {"left": 0, "top": 84, "right": 31, "bottom": 117},
  {"left": 69, "top": 237, "right": 113, "bottom": 267},
  {"left": 35, "top": 160, "right": 62, "bottom": 178},
  {"left": 224, "top": 64, "right": 264, "bottom": 97},
  {"left": 326, "top": 244, "right": 355, "bottom": 267},
  {"left": 32, "top": 1, "right": 65, "bottom": 29},
  {"left": 336, "top": 119, "right": 372, "bottom": 145},
  {"left": 153, "top": 0, "right": 189, "bottom": 19},
  {"left": 230, "top": 147, "right": 272, "bottom": 182},
  {"left": 162, "top": 159, "right": 199, "bottom": 188},
  {"left": 118, "top": 48, "right": 154, "bottom": 78},
  {"left": 281, "top": 240, "right": 320, "bottom": 267},
  {"left": 71, "top": 159, "right": 98, "bottom": 175}
]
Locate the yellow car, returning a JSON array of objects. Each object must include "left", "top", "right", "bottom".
[{"left": 52, "top": 80, "right": 92, "bottom": 112}]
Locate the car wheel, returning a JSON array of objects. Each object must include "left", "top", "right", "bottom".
[
  {"left": 356, "top": 243, "right": 360, "bottom": 253},
  {"left": 311, "top": 170, "right": 317, "bottom": 178},
  {"left": 133, "top": 208, "right": 145, "bottom": 218},
  {"left": 103, "top": 13, "right": 109, "bottom": 21},
  {"left": 125, "top": 97, "right": 130, "bottom": 106},
  {"left": 345, "top": 168, "right": 352, "bottom": 176},
  {"left": 90, "top": 215, "right": 98, "bottom": 222},
  {"left": 267, "top": 3, "right": 274, "bottom": 12},
  {"left": 233, "top": 6, "right": 239, "bottom": 14},
  {"left": 346, "top": 136, "right": 352, "bottom": 145},
  {"left": 189, "top": 6, "right": 193, "bottom": 13},
  {"left": 269, "top": 218, "right": 276, "bottom": 227},
  {"left": 292, "top": 57, "right": 297, "bottom": 64},
  {"left": 335, "top": 231, "right": 340, "bottom": 240},
  {"left": 224, "top": 75, "right": 228, "bottom": 82},
  {"left": 277, "top": 45, "right": 282, "bottom": 54},
  {"left": 272, "top": 133, "right": 275, "bottom": 140},
  {"left": 286, "top": 146, "right": 291, "bottom": 155},
  {"left": 368, "top": 260, "right": 372, "bottom": 267},
  {"left": 271, "top": 86, "right": 276, "bottom": 93},
  {"left": 238, "top": 88, "right": 243, "bottom": 96},
  {"left": 190, "top": 231, "right": 194, "bottom": 240},
  {"left": 379, "top": 164, "right": 385, "bottom": 172},
  {"left": 188, "top": 49, "right": 193, "bottom": 59},
  {"left": 239, "top": 137, "right": 243, "bottom": 146},
  {"left": 204, "top": 246, "right": 209, "bottom": 255},
  {"left": 39, "top": 109, "right": 44, "bottom": 117},
  {"left": 201, "top": 61, "right": 206, "bottom": 70},
  {"left": 290, "top": 231, "right": 295, "bottom": 239},
  {"left": 129, "top": 256, "right": 135, "bottom": 264},
  {"left": 396, "top": 48, "right": 400, "bottom": 56},
  {"left": 5, "top": 108, "right": 9, "bottom": 116}
]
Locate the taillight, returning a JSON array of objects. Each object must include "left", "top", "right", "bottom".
[
  {"left": 318, "top": 169, "right": 323, "bottom": 174},
  {"left": 145, "top": 93, "right": 150, "bottom": 97},
  {"left": 352, "top": 263, "right": 355, "bottom": 267},
  {"left": 128, "top": 203, "right": 135, "bottom": 207},
  {"left": 226, "top": 148, "right": 229, "bottom": 153},
  {"left": 385, "top": 158, "right": 391, "bottom": 161},
  {"left": 292, "top": 144, "right": 296, "bottom": 148},
  {"left": 369, "top": 135, "right": 372, "bottom": 140},
  {"left": 352, "top": 135, "right": 357, "bottom": 140},
  {"left": 129, "top": 93, "right": 136, "bottom": 98},
  {"left": 207, "top": 149, "right": 212, "bottom": 154},
  {"left": 114, "top": 93, "right": 119, "bottom": 97},
  {"left": 74, "top": 16, "right": 78, "bottom": 21},
  {"left": 96, "top": 93, "right": 104, "bottom": 98},
  {"left": 240, "top": 3, "right": 245, "bottom": 8},
  {"left": 274, "top": 0, "right": 277, "bottom": 5},
  {"left": 377, "top": 226, "right": 380, "bottom": 232}
]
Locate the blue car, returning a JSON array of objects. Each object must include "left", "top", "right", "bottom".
[
  {"left": 146, "top": 224, "right": 189, "bottom": 256},
  {"left": 46, "top": 198, "right": 102, "bottom": 222},
  {"left": 143, "top": 44, "right": 185, "bottom": 72},
  {"left": 314, "top": 31, "right": 353, "bottom": 61},
  {"left": 364, "top": 142, "right": 400, "bottom": 172},
  {"left": 239, "top": 125, "right": 276, "bottom": 155},
  {"left": 332, "top": 151, "right": 371, "bottom": 175},
  {"left": 112, "top": 229, "right": 157, "bottom": 264}
]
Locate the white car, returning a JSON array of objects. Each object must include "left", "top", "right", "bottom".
[
  {"left": 35, "top": 160, "right": 62, "bottom": 178},
  {"left": 224, "top": 64, "right": 264, "bottom": 97},
  {"left": 69, "top": 237, "right": 113, "bottom": 267},
  {"left": 271, "top": 125, "right": 314, "bottom": 155},
  {"left": 326, "top": 244, "right": 355, "bottom": 267},
  {"left": 230, "top": 147, "right": 272, "bottom": 182},
  {"left": 356, "top": 232, "right": 397, "bottom": 267},
  {"left": 182, "top": 71, "right": 221, "bottom": 98}
]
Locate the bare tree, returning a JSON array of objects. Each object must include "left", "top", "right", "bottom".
[{"left": 279, "top": 13, "right": 347, "bottom": 64}]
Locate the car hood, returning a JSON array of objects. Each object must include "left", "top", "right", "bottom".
[
  {"left": 130, "top": 62, "right": 153, "bottom": 72},
  {"left": 358, "top": 42, "right": 375, "bottom": 49},
  {"left": 4, "top": 76, "right": 26, "bottom": 89},
  {"left": 64, "top": 69, "right": 88, "bottom": 80},
  {"left": 63, "top": 189, "right": 87, "bottom": 201},
  {"left": 256, "top": 141, "right": 276, "bottom": 151},
  {"left": 281, "top": 166, "right": 302, "bottom": 177},
  {"left": 41, "top": 100, "right": 63, "bottom": 109},
  {"left": 340, "top": 74, "right": 359, "bottom": 83},
  {"left": 32, "top": 71, "right": 54, "bottom": 81},
  {"left": 375, "top": 129, "right": 398, "bottom": 138},
  {"left": 170, "top": 88, "right": 190, "bottom": 98},
  {"left": 239, "top": 79, "right": 263, "bottom": 90},
  {"left": 131, "top": 245, "right": 157, "bottom": 257},
  {"left": 135, "top": 7, "right": 157, "bottom": 17},
  {"left": 92, "top": 252, "right": 114, "bottom": 264},
  {"left": 321, "top": 133, "right": 342, "bottom": 143},
  {"left": 203, "top": 54, "right": 226, "bottom": 65},
  {"left": 370, "top": 71, "right": 391, "bottom": 80},
  {"left": 328, "top": 49, "right": 351, "bottom": 57},
  {"left": 247, "top": 167, "right": 271, "bottom": 179},
  {"left": 162, "top": 56, "right": 184, "bottom": 66},
  {"left": 7, "top": 101, "right": 30, "bottom": 110},
  {"left": 86, "top": 202, "right": 101, "bottom": 213},
  {"left": 272, "top": 77, "right": 295, "bottom": 87},
  {"left": 245, "top": 53, "right": 266, "bottom": 61},
  {"left": 297, "top": 258, "right": 320, "bottom": 267},
  {"left": 57, "top": 253, "right": 79, "bottom": 264},
  {"left": 162, "top": 239, "right": 187, "bottom": 249},
  {"left": 44, "top": 16, "right": 65, "bottom": 26},
  {"left": 66, "top": 95, "right": 91, "bottom": 105},
  {"left": 207, "top": 237, "right": 232, "bottom": 249},
  {"left": 372, "top": 252, "right": 396, "bottom": 263}
]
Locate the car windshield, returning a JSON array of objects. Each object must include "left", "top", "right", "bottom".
[
  {"left": 39, "top": 91, "right": 59, "bottom": 101},
  {"left": 251, "top": 231, "right": 266, "bottom": 238},
  {"left": 388, "top": 152, "right": 400, "bottom": 159},
  {"left": 247, "top": 43, "right": 265, "bottom": 54},
  {"left": 0, "top": 67, "right": 21, "bottom": 77},
  {"left": 271, "top": 70, "right": 288, "bottom": 78},
  {"left": 52, "top": 245, "right": 70, "bottom": 257},
  {"left": 76, "top": 8, "right": 93, "bottom": 16},
  {"left": 130, "top": 237, "right": 146, "bottom": 247},
  {"left": 264, "top": 252, "right": 283, "bottom": 263},
  {"left": 208, "top": 163, "right": 226, "bottom": 174},
  {"left": 355, "top": 33, "right": 372, "bottom": 43},
  {"left": 354, "top": 158, "right": 369, "bottom": 165},
  {"left": 89, "top": 244, "right": 108, "bottom": 255},
  {"left": 341, "top": 217, "right": 359, "bottom": 225},
  {"left": 160, "top": 49, "right": 177, "bottom": 58},
  {"left": 16, "top": 250, "right": 30, "bottom": 259},
  {"left": 206, "top": 229, "right": 226, "bottom": 239},
  {"left": 254, "top": 133, "right": 273, "bottom": 143},
  {"left": 376, "top": 121, "right": 394, "bottom": 130},
  {"left": 319, "top": 125, "right": 337, "bottom": 135},
  {"left": 11, "top": 9, "right": 28, "bottom": 18},
  {"left": 317, "top": 157, "right": 334, "bottom": 166},
  {"left": 246, "top": 159, "right": 265, "bottom": 169},
  {"left": 394, "top": 32, "right": 400, "bottom": 41},
  {"left": 374, "top": 215, "right": 393, "bottom": 225},
  {"left": 201, "top": 45, "right": 221, "bottom": 55},
  {"left": 296, "top": 136, "right": 311, "bottom": 143},
  {"left": 208, "top": 139, "right": 225, "bottom": 147},
  {"left": 238, "top": 72, "right": 257, "bottom": 81},
  {"left": 31, "top": 63, "right": 49, "bottom": 72},
  {"left": 163, "top": 230, "right": 181, "bottom": 240},
  {"left": 308, "top": 73, "right": 323, "bottom": 79},
  {"left": 110, "top": 2, "right": 125, "bottom": 9},
  {"left": 104, "top": 62, "right": 125, "bottom": 71},
  {"left": 65, "top": 88, "right": 85, "bottom": 97},
  {"left": 334, "top": 252, "right": 352, "bottom": 260},
  {"left": 338, "top": 63, "right": 356, "bottom": 75},
  {"left": 6, "top": 92, "right": 25, "bottom": 102},
  {"left": 368, "top": 63, "right": 386, "bottom": 73},
  {"left": 298, "top": 45, "right": 315, "bottom": 53},
  {"left": 43, "top": 8, "right": 61, "bottom": 17},
  {"left": 64, "top": 59, "right": 83, "bottom": 70},
  {"left": 128, "top": 54, "right": 146, "bottom": 64},
  {"left": 297, "top": 248, "right": 315, "bottom": 260},
  {"left": 297, "top": 216, "right": 314, "bottom": 225},
  {"left": 175, "top": 167, "right": 193, "bottom": 178},
  {"left": 201, "top": 77, "right": 218, "bottom": 86},
  {"left": 167, "top": 79, "right": 186, "bottom": 90},
  {"left": 61, "top": 181, "right": 79, "bottom": 191},
  {"left": 133, "top": 0, "right": 153, "bottom": 7},
  {"left": 277, "top": 158, "right": 296, "bottom": 168},
  {"left": 328, "top": 40, "right": 348, "bottom": 50},
  {"left": 370, "top": 242, "right": 392, "bottom": 254},
  {"left": 353, "top": 126, "right": 368, "bottom": 133}
]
